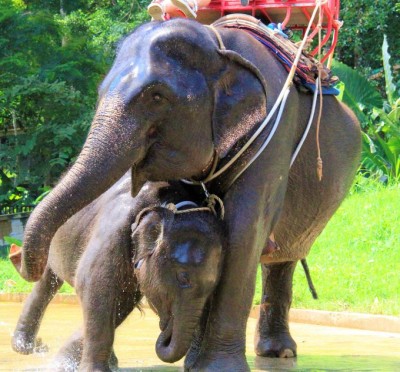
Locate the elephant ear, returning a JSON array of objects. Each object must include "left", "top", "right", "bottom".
[
  {"left": 212, "top": 50, "right": 267, "bottom": 159},
  {"left": 131, "top": 206, "right": 174, "bottom": 262}
]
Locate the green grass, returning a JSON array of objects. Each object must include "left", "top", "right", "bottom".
[
  {"left": 254, "top": 183, "right": 400, "bottom": 316},
  {"left": 1, "top": 183, "right": 399, "bottom": 315},
  {"left": 0, "top": 259, "right": 74, "bottom": 294}
]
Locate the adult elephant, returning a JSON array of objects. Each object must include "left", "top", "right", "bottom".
[{"left": 18, "top": 17, "right": 360, "bottom": 371}]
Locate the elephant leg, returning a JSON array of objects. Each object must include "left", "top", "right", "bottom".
[
  {"left": 54, "top": 329, "right": 84, "bottom": 371},
  {"left": 79, "top": 291, "right": 139, "bottom": 372},
  {"left": 185, "top": 242, "right": 259, "bottom": 371},
  {"left": 76, "top": 256, "right": 140, "bottom": 372},
  {"left": 185, "top": 190, "right": 278, "bottom": 372},
  {"left": 54, "top": 328, "right": 119, "bottom": 372},
  {"left": 12, "top": 266, "right": 63, "bottom": 354},
  {"left": 184, "top": 301, "right": 209, "bottom": 369},
  {"left": 254, "top": 261, "right": 297, "bottom": 358}
]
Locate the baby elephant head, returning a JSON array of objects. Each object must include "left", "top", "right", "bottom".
[{"left": 131, "top": 206, "right": 224, "bottom": 363}]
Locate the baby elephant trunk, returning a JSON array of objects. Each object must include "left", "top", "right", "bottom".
[{"left": 156, "top": 303, "right": 204, "bottom": 363}]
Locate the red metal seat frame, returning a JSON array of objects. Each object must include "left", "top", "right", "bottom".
[{"left": 197, "top": 0, "right": 341, "bottom": 63}]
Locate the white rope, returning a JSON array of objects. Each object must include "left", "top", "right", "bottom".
[
  {"left": 231, "top": 87, "right": 291, "bottom": 184},
  {"left": 192, "top": 0, "right": 198, "bottom": 13},
  {"left": 290, "top": 77, "right": 320, "bottom": 167},
  {"left": 183, "top": 0, "right": 325, "bottom": 186}
]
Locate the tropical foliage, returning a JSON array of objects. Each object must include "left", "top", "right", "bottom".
[
  {"left": 332, "top": 35, "right": 400, "bottom": 184},
  {"left": 0, "top": 0, "right": 148, "bottom": 208},
  {"left": 337, "top": 0, "right": 400, "bottom": 77}
]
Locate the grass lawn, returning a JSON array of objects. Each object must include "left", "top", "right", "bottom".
[
  {"left": 0, "top": 261, "right": 74, "bottom": 294},
  {"left": 254, "top": 184, "right": 400, "bottom": 316},
  {"left": 1, "top": 184, "right": 399, "bottom": 316}
]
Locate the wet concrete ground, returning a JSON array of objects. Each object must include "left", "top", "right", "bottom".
[{"left": 1, "top": 302, "right": 399, "bottom": 371}]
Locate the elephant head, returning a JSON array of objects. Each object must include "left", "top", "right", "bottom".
[
  {"left": 20, "top": 18, "right": 266, "bottom": 281},
  {"left": 131, "top": 206, "right": 224, "bottom": 363}
]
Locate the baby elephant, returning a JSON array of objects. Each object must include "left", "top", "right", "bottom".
[{"left": 10, "top": 175, "right": 224, "bottom": 371}]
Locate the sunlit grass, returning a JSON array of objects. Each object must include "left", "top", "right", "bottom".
[
  {"left": 254, "top": 183, "right": 400, "bottom": 316},
  {"left": 0, "top": 259, "right": 74, "bottom": 294}
]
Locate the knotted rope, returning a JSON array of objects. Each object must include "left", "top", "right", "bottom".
[{"left": 164, "top": 190, "right": 225, "bottom": 220}]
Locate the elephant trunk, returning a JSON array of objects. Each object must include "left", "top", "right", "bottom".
[
  {"left": 20, "top": 96, "right": 145, "bottom": 281},
  {"left": 156, "top": 304, "right": 203, "bottom": 363}
]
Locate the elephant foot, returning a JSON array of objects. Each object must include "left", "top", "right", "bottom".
[
  {"left": 54, "top": 332, "right": 83, "bottom": 371},
  {"left": 185, "top": 350, "right": 249, "bottom": 372},
  {"left": 77, "top": 352, "right": 117, "bottom": 372},
  {"left": 11, "top": 331, "right": 48, "bottom": 355},
  {"left": 55, "top": 355, "right": 116, "bottom": 372},
  {"left": 53, "top": 354, "right": 80, "bottom": 372},
  {"left": 78, "top": 362, "right": 112, "bottom": 372},
  {"left": 254, "top": 331, "right": 297, "bottom": 358}
]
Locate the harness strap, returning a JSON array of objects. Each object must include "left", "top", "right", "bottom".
[
  {"left": 206, "top": 25, "right": 268, "bottom": 99},
  {"left": 182, "top": 3, "right": 325, "bottom": 205},
  {"left": 164, "top": 193, "right": 225, "bottom": 220},
  {"left": 182, "top": 25, "right": 270, "bottom": 187},
  {"left": 174, "top": 200, "right": 199, "bottom": 209},
  {"left": 205, "top": 25, "right": 226, "bottom": 50}
]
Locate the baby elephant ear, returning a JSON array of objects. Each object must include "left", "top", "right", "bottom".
[
  {"left": 131, "top": 207, "right": 156, "bottom": 232},
  {"left": 131, "top": 206, "right": 174, "bottom": 238},
  {"left": 212, "top": 52, "right": 267, "bottom": 159}
]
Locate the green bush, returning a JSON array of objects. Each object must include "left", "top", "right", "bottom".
[
  {"left": 332, "top": 36, "right": 400, "bottom": 184},
  {"left": 0, "top": 0, "right": 148, "bottom": 203}
]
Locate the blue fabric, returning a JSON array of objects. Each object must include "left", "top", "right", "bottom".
[
  {"left": 303, "top": 83, "right": 340, "bottom": 96},
  {"left": 267, "top": 23, "right": 288, "bottom": 39}
]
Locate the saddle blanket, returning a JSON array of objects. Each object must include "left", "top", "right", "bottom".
[{"left": 212, "top": 15, "right": 340, "bottom": 95}]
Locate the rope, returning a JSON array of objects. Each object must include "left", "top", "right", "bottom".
[
  {"left": 206, "top": 194, "right": 225, "bottom": 220},
  {"left": 164, "top": 183, "right": 225, "bottom": 220},
  {"left": 290, "top": 78, "right": 319, "bottom": 167},
  {"left": 165, "top": 203, "right": 212, "bottom": 215},
  {"left": 192, "top": 0, "right": 198, "bottom": 13},
  {"left": 205, "top": 25, "right": 226, "bottom": 50},
  {"left": 316, "top": 73, "right": 323, "bottom": 181},
  {"left": 184, "top": 1, "right": 325, "bottom": 187},
  {"left": 316, "top": 3, "right": 324, "bottom": 181},
  {"left": 231, "top": 87, "right": 291, "bottom": 184}
]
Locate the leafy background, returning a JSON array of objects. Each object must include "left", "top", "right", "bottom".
[{"left": 1, "top": 0, "right": 399, "bottom": 203}]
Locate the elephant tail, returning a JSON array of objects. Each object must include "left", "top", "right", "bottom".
[{"left": 300, "top": 258, "right": 318, "bottom": 300}]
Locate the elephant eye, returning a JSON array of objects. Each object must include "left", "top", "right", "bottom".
[
  {"left": 176, "top": 271, "right": 191, "bottom": 288},
  {"left": 152, "top": 93, "right": 163, "bottom": 102},
  {"left": 134, "top": 258, "right": 144, "bottom": 270}
]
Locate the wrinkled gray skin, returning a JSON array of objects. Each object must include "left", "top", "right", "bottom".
[
  {"left": 18, "top": 19, "right": 361, "bottom": 371},
  {"left": 12, "top": 175, "right": 223, "bottom": 371}
]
